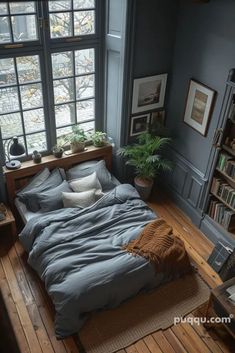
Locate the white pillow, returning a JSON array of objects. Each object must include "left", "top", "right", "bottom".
[
  {"left": 69, "top": 172, "right": 102, "bottom": 193},
  {"left": 62, "top": 190, "right": 97, "bottom": 208}
]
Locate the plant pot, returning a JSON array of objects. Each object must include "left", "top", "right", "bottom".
[
  {"left": 134, "top": 176, "right": 154, "bottom": 201},
  {"left": 53, "top": 148, "right": 64, "bottom": 158},
  {"left": 70, "top": 141, "right": 85, "bottom": 153}
]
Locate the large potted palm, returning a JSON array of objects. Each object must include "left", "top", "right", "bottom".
[{"left": 119, "top": 132, "right": 172, "bottom": 200}]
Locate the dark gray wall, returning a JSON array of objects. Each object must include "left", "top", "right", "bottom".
[
  {"left": 133, "top": 0, "right": 179, "bottom": 78},
  {"left": 165, "top": 0, "right": 235, "bottom": 245},
  {"left": 167, "top": 0, "right": 235, "bottom": 174}
]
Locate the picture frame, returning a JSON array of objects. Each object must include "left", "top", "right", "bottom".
[
  {"left": 130, "top": 114, "right": 150, "bottom": 137},
  {"left": 183, "top": 79, "right": 216, "bottom": 136},
  {"left": 132, "top": 74, "right": 168, "bottom": 114},
  {"left": 151, "top": 110, "right": 165, "bottom": 126}
]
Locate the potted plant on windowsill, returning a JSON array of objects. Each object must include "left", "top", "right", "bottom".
[
  {"left": 70, "top": 125, "right": 87, "bottom": 153},
  {"left": 52, "top": 143, "right": 64, "bottom": 158},
  {"left": 119, "top": 132, "right": 173, "bottom": 200},
  {"left": 91, "top": 131, "right": 107, "bottom": 147}
]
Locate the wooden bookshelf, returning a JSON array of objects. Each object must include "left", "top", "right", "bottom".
[
  {"left": 210, "top": 191, "right": 235, "bottom": 212},
  {"left": 222, "top": 144, "right": 235, "bottom": 157},
  {"left": 216, "top": 167, "right": 235, "bottom": 186}
]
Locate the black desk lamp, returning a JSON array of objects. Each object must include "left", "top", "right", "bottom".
[{"left": 5, "top": 136, "right": 25, "bottom": 170}]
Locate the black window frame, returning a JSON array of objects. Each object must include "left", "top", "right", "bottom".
[{"left": 0, "top": 0, "right": 104, "bottom": 162}]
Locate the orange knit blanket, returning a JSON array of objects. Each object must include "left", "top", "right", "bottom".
[{"left": 123, "top": 219, "right": 192, "bottom": 276}]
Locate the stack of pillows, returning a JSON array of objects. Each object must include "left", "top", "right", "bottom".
[{"left": 17, "top": 160, "right": 116, "bottom": 213}]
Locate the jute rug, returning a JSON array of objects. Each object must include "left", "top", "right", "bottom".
[{"left": 79, "top": 272, "right": 210, "bottom": 353}]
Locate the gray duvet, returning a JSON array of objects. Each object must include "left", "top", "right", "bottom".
[{"left": 19, "top": 184, "right": 167, "bottom": 338}]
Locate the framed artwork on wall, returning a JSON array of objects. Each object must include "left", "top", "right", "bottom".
[
  {"left": 183, "top": 79, "right": 216, "bottom": 136},
  {"left": 130, "top": 114, "right": 150, "bottom": 137},
  {"left": 131, "top": 73, "right": 168, "bottom": 114}
]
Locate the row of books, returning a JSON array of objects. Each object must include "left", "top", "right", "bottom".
[
  {"left": 210, "top": 177, "right": 235, "bottom": 209},
  {"left": 217, "top": 152, "right": 234, "bottom": 173},
  {"left": 208, "top": 199, "right": 235, "bottom": 231}
]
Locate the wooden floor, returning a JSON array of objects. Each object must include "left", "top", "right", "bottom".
[{"left": 0, "top": 193, "right": 234, "bottom": 353}]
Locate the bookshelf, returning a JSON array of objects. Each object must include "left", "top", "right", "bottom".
[{"left": 206, "top": 80, "right": 235, "bottom": 236}]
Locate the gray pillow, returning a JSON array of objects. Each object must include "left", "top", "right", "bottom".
[
  {"left": 67, "top": 160, "right": 115, "bottom": 191},
  {"left": 69, "top": 172, "right": 102, "bottom": 193},
  {"left": 22, "top": 168, "right": 65, "bottom": 212},
  {"left": 37, "top": 180, "right": 72, "bottom": 212},
  {"left": 62, "top": 190, "right": 97, "bottom": 208},
  {"left": 17, "top": 168, "right": 50, "bottom": 201}
]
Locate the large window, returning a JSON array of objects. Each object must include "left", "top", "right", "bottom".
[{"left": 0, "top": 0, "right": 101, "bottom": 159}]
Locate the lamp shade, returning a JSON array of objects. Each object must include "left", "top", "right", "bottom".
[{"left": 9, "top": 137, "right": 25, "bottom": 156}]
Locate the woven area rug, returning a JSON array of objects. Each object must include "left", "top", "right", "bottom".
[{"left": 79, "top": 272, "right": 210, "bottom": 353}]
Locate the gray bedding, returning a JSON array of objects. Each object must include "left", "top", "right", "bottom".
[{"left": 19, "top": 184, "right": 167, "bottom": 338}]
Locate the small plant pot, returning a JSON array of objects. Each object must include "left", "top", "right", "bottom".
[
  {"left": 70, "top": 141, "right": 85, "bottom": 153},
  {"left": 53, "top": 148, "right": 64, "bottom": 158},
  {"left": 134, "top": 177, "right": 153, "bottom": 201}
]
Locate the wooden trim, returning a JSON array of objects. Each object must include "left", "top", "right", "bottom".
[{"left": 4, "top": 144, "right": 112, "bottom": 210}]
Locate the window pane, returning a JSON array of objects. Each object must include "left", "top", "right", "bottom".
[
  {"left": 76, "top": 74, "right": 94, "bottom": 99},
  {"left": 53, "top": 78, "right": 74, "bottom": 103},
  {"left": 74, "top": 10, "right": 95, "bottom": 36},
  {"left": 0, "top": 16, "right": 11, "bottom": 43},
  {"left": 49, "top": 1, "right": 71, "bottom": 12},
  {"left": 0, "top": 113, "right": 23, "bottom": 138},
  {"left": 55, "top": 103, "right": 75, "bottom": 127},
  {"left": 20, "top": 83, "right": 43, "bottom": 109},
  {"left": 16, "top": 55, "right": 41, "bottom": 83},
  {"left": 0, "top": 58, "right": 16, "bottom": 86},
  {"left": 0, "top": 87, "right": 19, "bottom": 114},
  {"left": 73, "top": 0, "right": 95, "bottom": 9},
  {"left": 50, "top": 13, "right": 72, "bottom": 38},
  {"left": 76, "top": 99, "right": 94, "bottom": 122},
  {"left": 9, "top": 2, "right": 35, "bottom": 14},
  {"left": 52, "top": 51, "right": 73, "bottom": 79},
  {"left": 75, "top": 48, "right": 94, "bottom": 75},
  {"left": 79, "top": 120, "right": 94, "bottom": 133},
  {"left": 26, "top": 132, "right": 47, "bottom": 153},
  {"left": 56, "top": 126, "right": 73, "bottom": 144},
  {"left": 12, "top": 15, "right": 38, "bottom": 42},
  {"left": 0, "top": 3, "right": 8, "bottom": 15},
  {"left": 23, "top": 108, "right": 45, "bottom": 133}
]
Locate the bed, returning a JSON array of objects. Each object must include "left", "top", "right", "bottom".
[{"left": 4, "top": 145, "right": 169, "bottom": 339}]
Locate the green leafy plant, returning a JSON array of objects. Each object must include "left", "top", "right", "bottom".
[
  {"left": 119, "top": 132, "right": 173, "bottom": 180},
  {"left": 90, "top": 131, "right": 106, "bottom": 147},
  {"left": 70, "top": 125, "right": 87, "bottom": 144}
]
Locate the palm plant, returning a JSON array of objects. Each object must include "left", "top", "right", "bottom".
[
  {"left": 119, "top": 132, "right": 173, "bottom": 200},
  {"left": 120, "top": 132, "right": 172, "bottom": 179}
]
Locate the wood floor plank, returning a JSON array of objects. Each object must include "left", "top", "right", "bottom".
[
  {"left": 126, "top": 345, "right": 139, "bottom": 353},
  {"left": 152, "top": 331, "right": 176, "bottom": 353},
  {"left": 134, "top": 340, "right": 151, "bottom": 353},
  {"left": 163, "top": 329, "right": 188, "bottom": 353},
  {"left": 14, "top": 241, "right": 69, "bottom": 353},
  {"left": 171, "top": 324, "right": 203, "bottom": 353},
  {"left": 187, "top": 313, "right": 223, "bottom": 353},
  {"left": 180, "top": 323, "right": 211, "bottom": 353},
  {"left": 143, "top": 335, "right": 163, "bottom": 353},
  {"left": 8, "top": 246, "right": 55, "bottom": 353},
  {"left": 1, "top": 255, "right": 43, "bottom": 353},
  {"left": 0, "top": 278, "right": 31, "bottom": 353}
]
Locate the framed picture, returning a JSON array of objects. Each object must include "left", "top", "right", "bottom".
[
  {"left": 130, "top": 114, "right": 150, "bottom": 137},
  {"left": 132, "top": 73, "right": 168, "bottom": 114},
  {"left": 151, "top": 110, "right": 165, "bottom": 126},
  {"left": 183, "top": 79, "right": 216, "bottom": 136}
]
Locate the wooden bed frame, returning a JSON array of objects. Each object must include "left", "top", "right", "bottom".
[{"left": 3, "top": 144, "right": 112, "bottom": 213}]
